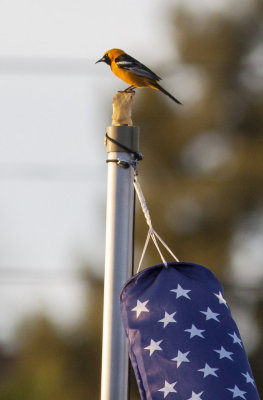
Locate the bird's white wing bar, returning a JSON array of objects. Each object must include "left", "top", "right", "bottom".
[
  {"left": 116, "top": 61, "right": 133, "bottom": 66},
  {"left": 115, "top": 53, "right": 162, "bottom": 81}
]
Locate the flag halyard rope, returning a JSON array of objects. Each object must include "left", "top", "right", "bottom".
[{"left": 133, "top": 175, "right": 179, "bottom": 273}]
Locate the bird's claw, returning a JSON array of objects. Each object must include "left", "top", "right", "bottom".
[{"left": 118, "top": 87, "right": 136, "bottom": 95}]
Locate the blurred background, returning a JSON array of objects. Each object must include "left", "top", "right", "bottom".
[{"left": 0, "top": 0, "right": 263, "bottom": 398}]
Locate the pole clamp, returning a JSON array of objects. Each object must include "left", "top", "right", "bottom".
[
  {"left": 106, "top": 158, "right": 130, "bottom": 169},
  {"left": 105, "top": 133, "right": 143, "bottom": 162},
  {"left": 105, "top": 132, "right": 142, "bottom": 173}
]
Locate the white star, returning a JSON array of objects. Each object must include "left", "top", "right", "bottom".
[
  {"left": 170, "top": 284, "right": 191, "bottom": 299},
  {"left": 214, "top": 346, "right": 233, "bottom": 360},
  {"left": 187, "top": 391, "right": 203, "bottom": 400},
  {"left": 144, "top": 339, "right": 163, "bottom": 356},
  {"left": 242, "top": 371, "right": 255, "bottom": 386},
  {"left": 171, "top": 350, "right": 190, "bottom": 368},
  {"left": 200, "top": 307, "right": 220, "bottom": 322},
  {"left": 227, "top": 385, "right": 246, "bottom": 399},
  {"left": 214, "top": 291, "right": 228, "bottom": 307},
  {"left": 228, "top": 331, "right": 243, "bottom": 347},
  {"left": 131, "top": 300, "right": 149, "bottom": 318},
  {"left": 198, "top": 363, "right": 218, "bottom": 378},
  {"left": 185, "top": 324, "right": 205, "bottom": 339},
  {"left": 158, "top": 380, "right": 177, "bottom": 398},
  {"left": 158, "top": 311, "right": 177, "bottom": 328}
]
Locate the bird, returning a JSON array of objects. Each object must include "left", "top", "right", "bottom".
[{"left": 96, "top": 48, "right": 182, "bottom": 105}]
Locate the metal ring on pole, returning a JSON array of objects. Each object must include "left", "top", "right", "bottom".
[{"left": 105, "top": 132, "right": 143, "bottom": 161}]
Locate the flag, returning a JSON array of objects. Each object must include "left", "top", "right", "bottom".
[{"left": 120, "top": 262, "right": 259, "bottom": 400}]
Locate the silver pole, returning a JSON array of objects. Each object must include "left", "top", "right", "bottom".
[{"left": 101, "top": 124, "right": 140, "bottom": 400}]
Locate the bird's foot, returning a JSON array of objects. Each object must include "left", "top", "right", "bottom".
[{"left": 118, "top": 86, "right": 136, "bottom": 94}]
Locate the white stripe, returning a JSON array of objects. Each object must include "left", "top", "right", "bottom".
[{"left": 116, "top": 60, "right": 133, "bottom": 65}]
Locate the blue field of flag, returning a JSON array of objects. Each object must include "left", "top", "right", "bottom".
[{"left": 120, "top": 262, "right": 259, "bottom": 400}]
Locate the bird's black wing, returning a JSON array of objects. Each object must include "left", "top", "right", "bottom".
[{"left": 115, "top": 53, "right": 162, "bottom": 81}]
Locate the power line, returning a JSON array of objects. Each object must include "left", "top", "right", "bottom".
[
  {"left": 0, "top": 162, "right": 105, "bottom": 181},
  {"left": 0, "top": 57, "right": 262, "bottom": 77},
  {"left": 0, "top": 267, "right": 88, "bottom": 286},
  {"left": 0, "top": 266, "right": 261, "bottom": 293},
  {"left": 0, "top": 56, "right": 98, "bottom": 76}
]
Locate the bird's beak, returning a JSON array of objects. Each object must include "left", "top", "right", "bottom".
[
  {"left": 95, "top": 54, "right": 111, "bottom": 65},
  {"left": 95, "top": 56, "right": 105, "bottom": 64}
]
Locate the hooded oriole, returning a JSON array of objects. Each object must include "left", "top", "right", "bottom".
[{"left": 96, "top": 48, "right": 181, "bottom": 105}]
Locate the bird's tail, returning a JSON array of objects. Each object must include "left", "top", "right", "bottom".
[{"left": 152, "top": 82, "right": 182, "bottom": 105}]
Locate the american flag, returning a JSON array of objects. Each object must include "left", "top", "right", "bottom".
[{"left": 120, "top": 262, "right": 259, "bottom": 400}]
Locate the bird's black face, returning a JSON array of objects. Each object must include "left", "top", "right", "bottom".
[{"left": 95, "top": 53, "right": 111, "bottom": 66}]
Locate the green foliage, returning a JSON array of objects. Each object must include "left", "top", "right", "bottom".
[{"left": 0, "top": 274, "right": 103, "bottom": 400}]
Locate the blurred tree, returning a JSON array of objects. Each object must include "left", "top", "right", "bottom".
[
  {"left": 135, "top": 1, "right": 263, "bottom": 280},
  {"left": 0, "top": 272, "right": 103, "bottom": 400},
  {"left": 250, "top": 294, "right": 263, "bottom": 389}
]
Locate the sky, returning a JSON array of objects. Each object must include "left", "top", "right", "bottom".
[{"left": 0, "top": 0, "right": 256, "bottom": 345}]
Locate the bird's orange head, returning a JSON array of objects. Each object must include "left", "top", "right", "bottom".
[{"left": 95, "top": 49, "right": 124, "bottom": 65}]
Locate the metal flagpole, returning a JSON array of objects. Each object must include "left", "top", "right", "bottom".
[{"left": 101, "top": 92, "right": 140, "bottom": 400}]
